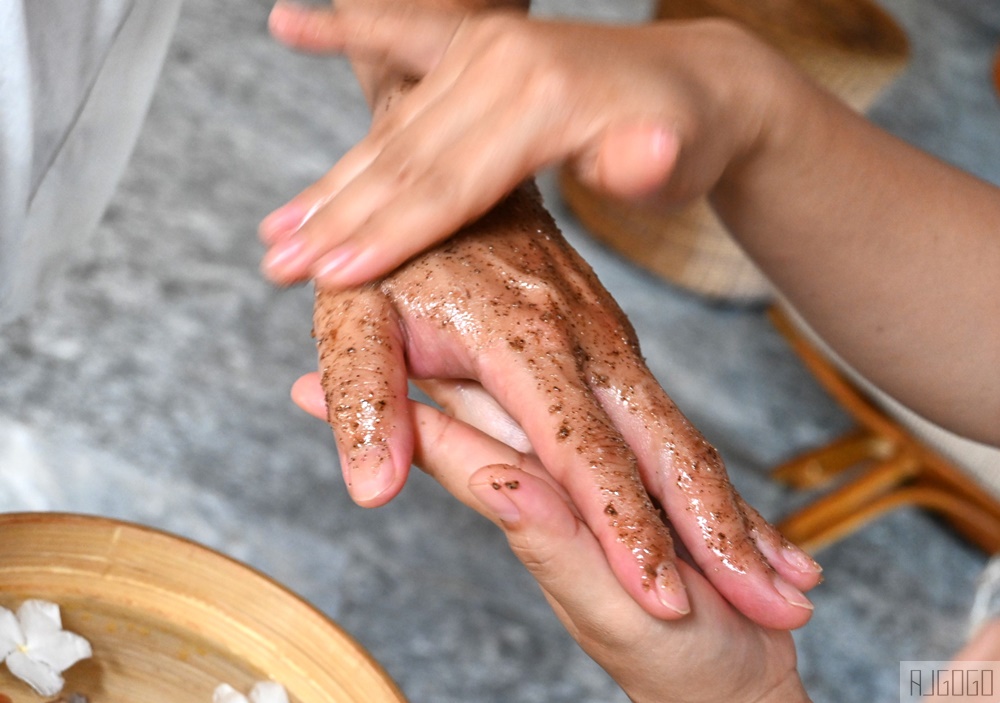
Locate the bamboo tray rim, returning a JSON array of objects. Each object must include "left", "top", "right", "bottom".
[{"left": 0, "top": 511, "right": 408, "bottom": 703}]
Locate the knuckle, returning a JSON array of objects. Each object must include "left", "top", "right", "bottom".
[
  {"left": 507, "top": 530, "right": 565, "bottom": 580},
  {"left": 518, "top": 58, "right": 570, "bottom": 108},
  {"left": 468, "top": 12, "right": 522, "bottom": 48}
]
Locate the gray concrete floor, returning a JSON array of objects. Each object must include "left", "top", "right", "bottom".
[{"left": 1, "top": 1, "right": 998, "bottom": 701}]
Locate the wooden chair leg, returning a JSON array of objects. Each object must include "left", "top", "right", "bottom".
[
  {"left": 790, "top": 485, "right": 1000, "bottom": 554},
  {"left": 768, "top": 306, "right": 1000, "bottom": 553},
  {"left": 772, "top": 429, "right": 896, "bottom": 489},
  {"left": 778, "top": 453, "right": 921, "bottom": 550}
]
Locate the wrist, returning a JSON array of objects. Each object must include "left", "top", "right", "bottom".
[
  {"left": 643, "top": 19, "right": 788, "bottom": 205},
  {"left": 706, "top": 22, "right": 803, "bottom": 192}
]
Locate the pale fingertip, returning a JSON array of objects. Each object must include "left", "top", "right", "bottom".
[
  {"left": 656, "top": 563, "right": 691, "bottom": 617},
  {"left": 598, "top": 123, "right": 680, "bottom": 199},
  {"left": 781, "top": 543, "right": 823, "bottom": 577},
  {"left": 290, "top": 373, "right": 327, "bottom": 420},
  {"left": 344, "top": 445, "right": 398, "bottom": 507},
  {"left": 259, "top": 203, "right": 308, "bottom": 243},
  {"left": 268, "top": 3, "right": 301, "bottom": 38},
  {"left": 751, "top": 527, "right": 823, "bottom": 591},
  {"left": 314, "top": 246, "right": 360, "bottom": 287},
  {"left": 772, "top": 574, "right": 814, "bottom": 611},
  {"left": 261, "top": 236, "right": 310, "bottom": 284}
]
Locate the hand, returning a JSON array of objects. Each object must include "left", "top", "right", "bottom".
[
  {"left": 266, "top": 0, "right": 820, "bottom": 628},
  {"left": 260, "top": 2, "right": 769, "bottom": 288},
  {"left": 292, "top": 182, "right": 820, "bottom": 628},
  {"left": 297, "top": 376, "right": 812, "bottom": 703}
]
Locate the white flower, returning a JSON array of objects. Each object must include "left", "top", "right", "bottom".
[
  {"left": 0, "top": 599, "right": 93, "bottom": 696},
  {"left": 214, "top": 681, "right": 290, "bottom": 703}
]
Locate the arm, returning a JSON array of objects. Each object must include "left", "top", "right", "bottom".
[
  {"left": 262, "top": 6, "right": 1000, "bottom": 446},
  {"left": 710, "top": 59, "right": 1000, "bottom": 446}
]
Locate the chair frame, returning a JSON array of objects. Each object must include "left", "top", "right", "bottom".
[{"left": 769, "top": 307, "right": 1000, "bottom": 554}]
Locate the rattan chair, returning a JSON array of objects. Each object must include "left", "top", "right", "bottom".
[{"left": 769, "top": 307, "right": 1000, "bottom": 554}]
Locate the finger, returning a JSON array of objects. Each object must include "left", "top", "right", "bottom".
[
  {"left": 464, "top": 464, "right": 742, "bottom": 668},
  {"left": 411, "top": 401, "right": 569, "bottom": 515},
  {"left": 475, "top": 343, "right": 690, "bottom": 619},
  {"left": 589, "top": 364, "right": 818, "bottom": 629},
  {"left": 269, "top": 2, "right": 463, "bottom": 73},
  {"left": 262, "top": 46, "right": 480, "bottom": 283},
  {"left": 410, "top": 401, "right": 638, "bottom": 627},
  {"left": 309, "top": 92, "right": 568, "bottom": 288},
  {"left": 310, "top": 169, "right": 515, "bottom": 289},
  {"left": 259, "top": 139, "right": 380, "bottom": 251},
  {"left": 415, "top": 379, "right": 533, "bottom": 454},
  {"left": 467, "top": 465, "right": 655, "bottom": 633},
  {"left": 313, "top": 285, "right": 412, "bottom": 507},
  {"left": 735, "top": 494, "right": 823, "bottom": 593},
  {"left": 291, "top": 371, "right": 326, "bottom": 420},
  {"left": 573, "top": 122, "right": 681, "bottom": 200}
]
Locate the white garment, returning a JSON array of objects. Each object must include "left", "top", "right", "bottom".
[
  {"left": 780, "top": 302, "right": 1000, "bottom": 490},
  {"left": 0, "top": 0, "right": 181, "bottom": 321}
]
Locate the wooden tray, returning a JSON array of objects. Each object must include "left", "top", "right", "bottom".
[{"left": 0, "top": 513, "right": 407, "bottom": 703}]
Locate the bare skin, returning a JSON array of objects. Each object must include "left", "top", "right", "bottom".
[
  {"left": 309, "top": 181, "right": 819, "bottom": 626},
  {"left": 265, "top": 0, "right": 822, "bottom": 628},
  {"left": 293, "top": 375, "right": 812, "bottom": 702},
  {"left": 265, "top": 3, "right": 995, "bottom": 697},
  {"left": 264, "top": 4, "right": 1000, "bottom": 446}
]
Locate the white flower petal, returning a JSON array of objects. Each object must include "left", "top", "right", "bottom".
[
  {"left": 5, "top": 649, "right": 65, "bottom": 696},
  {"left": 0, "top": 606, "right": 25, "bottom": 657},
  {"left": 17, "top": 600, "right": 63, "bottom": 640},
  {"left": 249, "top": 681, "right": 290, "bottom": 703},
  {"left": 214, "top": 683, "right": 250, "bottom": 703},
  {"left": 29, "top": 630, "right": 93, "bottom": 671}
]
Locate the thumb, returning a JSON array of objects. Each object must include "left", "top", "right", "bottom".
[
  {"left": 574, "top": 122, "right": 680, "bottom": 200},
  {"left": 467, "top": 465, "right": 670, "bottom": 624}
]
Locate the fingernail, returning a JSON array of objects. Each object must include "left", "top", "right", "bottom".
[
  {"left": 469, "top": 477, "right": 521, "bottom": 525},
  {"left": 782, "top": 544, "right": 823, "bottom": 575},
  {"left": 315, "top": 246, "right": 359, "bottom": 285},
  {"left": 656, "top": 563, "right": 690, "bottom": 615},
  {"left": 469, "top": 479, "right": 522, "bottom": 523},
  {"left": 262, "top": 236, "right": 306, "bottom": 274},
  {"left": 773, "top": 574, "right": 814, "bottom": 610},
  {"left": 260, "top": 204, "right": 308, "bottom": 242},
  {"left": 344, "top": 446, "right": 395, "bottom": 505}
]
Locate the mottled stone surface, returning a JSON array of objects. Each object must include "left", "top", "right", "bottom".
[{"left": 0, "top": 1, "right": 997, "bottom": 701}]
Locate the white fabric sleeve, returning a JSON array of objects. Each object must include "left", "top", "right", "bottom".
[{"left": 0, "top": 0, "right": 182, "bottom": 322}]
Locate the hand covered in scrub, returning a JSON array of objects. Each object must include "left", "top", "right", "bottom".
[
  {"left": 291, "top": 180, "right": 820, "bottom": 628},
  {"left": 297, "top": 377, "right": 812, "bottom": 703},
  {"left": 260, "top": 2, "right": 768, "bottom": 288}
]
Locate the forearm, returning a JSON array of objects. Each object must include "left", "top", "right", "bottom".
[{"left": 710, "top": 37, "right": 1000, "bottom": 445}]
